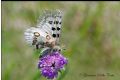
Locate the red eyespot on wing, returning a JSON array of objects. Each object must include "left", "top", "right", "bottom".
[
  {"left": 46, "top": 35, "right": 51, "bottom": 40},
  {"left": 34, "top": 32, "right": 40, "bottom": 37}
]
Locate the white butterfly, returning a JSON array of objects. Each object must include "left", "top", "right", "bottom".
[{"left": 24, "top": 10, "right": 63, "bottom": 55}]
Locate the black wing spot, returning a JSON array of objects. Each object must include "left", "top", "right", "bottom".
[
  {"left": 59, "top": 22, "right": 62, "bottom": 24},
  {"left": 57, "top": 34, "right": 60, "bottom": 37},
  {"left": 57, "top": 27, "right": 60, "bottom": 31},
  {"left": 52, "top": 27, "right": 56, "bottom": 31},
  {"left": 52, "top": 34, "right": 56, "bottom": 38},
  {"left": 59, "top": 22, "right": 61, "bottom": 24},
  {"left": 54, "top": 21, "right": 56, "bottom": 24},
  {"left": 54, "top": 21, "right": 59, "bottom": 24},
  {"left": 49, "top": 21, "right": 53, "bottom": 24},
  {"left": 56, "top": 21, "right": 59, "bottom": 24}
]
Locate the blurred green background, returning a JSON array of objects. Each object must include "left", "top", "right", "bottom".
[{"left": 2, "top": 1, "right": 120, "bottom": 80}]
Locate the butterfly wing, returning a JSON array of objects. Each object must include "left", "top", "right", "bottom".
[
  {"left": 24, "top": 27, "right": 47, "bottom": 46},
  {"left": 24, "top": 10, "right": 63, "bottom": 49},
  {"left": 53, "top": 10, "right": 63, "bottom": 45},
  {"left": 24, "top": 27, "right": 36, "bottom": 45},
  {"left": 24, "top": 27, "right": 56, "bottom": 49},
  {"left": 37, "top": 10, "right": 63, "bottom": 45},
  {"left": 37, "top": 10, "right": 53, "bottom": 36}
]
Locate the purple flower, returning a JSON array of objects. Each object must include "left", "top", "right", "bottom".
[
  {"left": 38, "top": 51, "right": 68, "bottom": 79},
  {"left": 41, "top": 66, "right": 58, "bottom": 79}
]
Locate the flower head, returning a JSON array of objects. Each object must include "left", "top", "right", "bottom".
[{"left": 38, "top": 51, "right": 68, "bottom": 79}]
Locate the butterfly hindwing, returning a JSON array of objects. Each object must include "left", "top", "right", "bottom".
[{"left": 24, "top": 27, "right": 48, "bottom": 46}]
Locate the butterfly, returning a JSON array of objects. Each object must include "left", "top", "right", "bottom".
[{"left": 24, "top": 10, "right": 63, "bottom": 57}]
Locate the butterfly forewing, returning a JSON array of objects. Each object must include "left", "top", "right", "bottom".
[
  {"left": 36, "top": 10, "right": 63, "bottom": 45},
  {"left": 54, "top": 10, "right": 62, "bottom": 44}
]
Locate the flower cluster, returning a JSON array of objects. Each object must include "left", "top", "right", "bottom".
[{"left": 38, "top": 51, "right": 68, "bottom": 79}]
